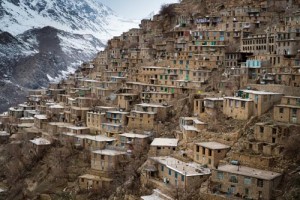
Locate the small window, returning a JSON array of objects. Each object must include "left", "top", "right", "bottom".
[
  {"left": 161, "top": 165, "right": 164, "bottom": 171},
  {"left": 260, "top": 126, "right": 264, "bottom": 133},
  {"left": 169, "top": 169, "right": 172, "bottom": 176},
  {"left": 181, "top": 175, "right": 185, "bottom": 181},
  {"left": 241, "top": 101, "right": 246, "bottom": 108},
  {"left": 279, "top": 108, "right": 284, "bottom": 114},
  {"left": 217, "top": 172, "right": 224, "bottom": 180},
  {"left": 244, "top": 177, "right": 251, "bottom": 185},
  {"left": 257, "top": 179, "right": 264, "bottom": 187},
  {"left": 229, "top": 175, "right": 238, "bottom": 183}
]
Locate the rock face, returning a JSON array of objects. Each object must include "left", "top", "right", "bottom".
[
  {"left": 0, "top": 0, "right": 139, "bottom": 112},
  {"left": 0, "top": 26, "right": 105, "bottom": 112}
]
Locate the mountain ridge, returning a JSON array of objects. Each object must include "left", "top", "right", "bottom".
[{"left": 0, "top": 0, "right": 139, "bottom": 112}]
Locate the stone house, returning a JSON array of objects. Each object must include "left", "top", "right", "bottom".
[
  {"left": 86, "top": 111, "right": 106, "bottom": 134},
  {"left": 29, "top": 138, "right": 51, "bottom": 154},
  {"left": 149, "top": 138, "right": 178, "bottom": 156},
  {"left": 34, "top": 114, "right": 48, "bottom": 129},
  {"left": 274, "top": 96, "right": 300, "bottom": 124},
  {"left": 142, "top": 156, "right": 211, "bottom": 190},
  {"left": 211, "top": 164, "right": 282, "bottom": 200},
  {"left": 116, "top": 93, "right": 138, "bottom": 111},
  {"left": 118, "top": 133, "right": 150, "bottom": 153},
  {"left": 127, "top": 103, "right": 172, "bottom": 130},
  {"left": 204, "top": 98, "right": 224, "bottom": 116},
  {"left": 91, "top": 149, "right": 127, "bottom": 176},
  {"left": 179, "top": 117, "right": 208, "bottom": 141},
  {"left": 194, "top": 142, "right": 230, "bottom": 168},
  {"left": 223, "top": 90, "right": 283, "bottom": 120},
  {"left": 78, "top": 174, "right": 112, "bottom": 190}
]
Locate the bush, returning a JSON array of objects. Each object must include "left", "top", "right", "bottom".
[{"left": 284, "top": 134, "right": 300, "bottom": 162}]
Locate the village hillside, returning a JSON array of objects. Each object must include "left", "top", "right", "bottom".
[{"left": 0, "top": 0, "right": 300, "bottom": 199}]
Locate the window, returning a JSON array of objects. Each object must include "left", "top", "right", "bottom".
[
  {"left": 217, "top": 172, "right": 224, "bottom": 180},
  {"left": 181, "top": 175, "right": 185, "bottom": 181},
  {"left": 161, "top": 165, "right": 164, "bottom": 171},
  {"left": 229, "top": 100, "right": 233, "bottom": 107},
  {"left": 175, "top": 172, "right": 178, "bottom": 178},
  {"left": 235, "top": 101, "right": 239, "bottom": 108},
  {"left": 169, "top": 169, "right": 172, "bottom": 176},
  {"left": 292, "top": 108, "right": 297, "bottom": 117},
  {"left": 279, "top": 108, "right": 284, "bottom": 113},
  {"left": 241, "top": 101, "right": 246, "bottom": 108},
  {"left": 244, "top": 177, "right": 252, "bottom": 185},
  {"left": 208, "top": 149, "right": 212, "bottom": 156},
  {"left": 101, "top": 155, "right": 105, "bottom": 160},
  {"left": 196, "top": 145, "right": 200, "bottom": 152},
  {"left": 257, "top": 179, "right": 264, "bottom": 187},
  {"left": 260, "top": 126, "right": 264, "bottom": 133},
  {"left": 229, "top": 175, "right": 238, "bottom": 183},
  {"left": 245, "top": 188, "right": 250, "bottom": 196}
]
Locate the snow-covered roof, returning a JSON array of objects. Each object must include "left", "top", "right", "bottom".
[{"left": 151, "top": 138, "right": 178, "bottom": 147}]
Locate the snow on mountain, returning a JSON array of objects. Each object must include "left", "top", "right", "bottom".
[
  {"left": 0, "top": 0, "right": 140, "bottom": 112},
  {"left": 0, "top": 0, "right": 139, "bottom": 43}
]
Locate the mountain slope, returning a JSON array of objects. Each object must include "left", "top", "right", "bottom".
[
  {"left": 0, "top": 0, "right": 139, "bottom": 43},
  {"left": 0, "top": 0, "right": 139, "bottom": 112},
  {"left": 0, "top": 26, "right": 105, "bottom": 112}
]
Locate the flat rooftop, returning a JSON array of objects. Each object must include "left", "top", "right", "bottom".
[
  {"left": 196, "top": 142, "right": 230, "bottom": 150},
  {"left": 275, "top": 104, "right": 300, "bottom": 108},
  {"left": 119, "top": 133, "right": 150, "bottom": 139},
  {"left": 137, "top": 103, "right": 169, "bottom": 108},
  {"left": 217, "top": 164, "right": 281, "bottom": 180},
  {"left": 151, "top": 138, "right": 178, "bottom": 147},
  {"left": 150, "top": 156, "right": 211, "bottom": 176},
  {"left": 34, "top": 115, "right": 48, "bottom": 120},
  {"left": 241, "top": 89, "right": 282, "bottom": 95},
  {"left": 62, "top": 132, "right": 115, "bottom": 142},
  {"left": 224, "top": 97, "right": 253, "bottom": 102},
  {"left": 79, "top": 174, "right": 112, "bottom": 181},
  {"left": 92, "top": 149, "right": 126, "bottom": 156},
  {"left": 30, "top": 138, "right": 51, "bottom": 145},
  {"left": 204, "top": 97, "right": 224, "bottom": 101},
  {"left": 68, "top": 126, "right": 90, "bottom": 130}
]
